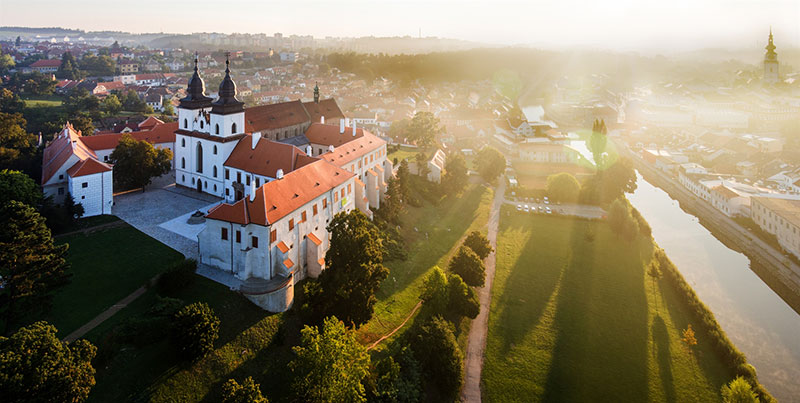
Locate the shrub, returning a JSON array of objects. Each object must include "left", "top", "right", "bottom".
[
  {"left": 171, "top": 302, "right": 220, "bottom": 360},
  {"left": 409, "top": 316, "right": 463, "bottom": 400},
  {"left": 157, "top": 259, "right": 197, "bottom": 295},
  {"left": 463, "top": 230, "right": 493, "bottom": 260},
  {"left": 448, "top": 245, "right": 486, "bottom": 287},
  {"left": 221, "top": 377, "right": 268, "bottom": 403}
]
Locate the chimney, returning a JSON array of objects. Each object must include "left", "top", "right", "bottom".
[
  {"left": 276, "top": 169, "right": 284, "bottom": 179},
  {"left": 320, "top": 115, "right": 325, "bottom": 124},
  {"left": 328, "top": 145, "right": 334, "bottom": 153},
  {"left": 352, "top": 119, "right": 357, "bottom": 136},
  {"left": 339, "top": 119, "right": 345, "bottom": 134},
  {"left": 249, "top": 178, "right": 256, "bottom": 201},
  {"left": 251, "top": 132, "right": 261, "bottom": 149},
  {"left": 306, "top": 145, "right": 312, "bottom": 156}
]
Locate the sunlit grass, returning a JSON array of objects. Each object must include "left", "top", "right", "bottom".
[{"left": 483, "top": 207, "right": 731, "bottom": 402}]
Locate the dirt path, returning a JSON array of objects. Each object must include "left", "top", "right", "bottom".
[
  {"left": 63, "top": 284, "right": 148, "bottom": 343},
  {"left": 461, "top": 182, "right": 505, "bottom": 402},
  {"left": 367, "top": 300, "right": 423, "bottom": 351}
]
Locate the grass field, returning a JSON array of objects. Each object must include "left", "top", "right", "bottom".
[
  {"left": 483, "top": 207, "right": 732, "bottom": 402},
  {"left": 357, "top": 183, "right": 494, "bottom": 346},
  {"left": 46, "top": 222, "right": 184, "bottom": 337},
  {"left": 387, "top": 145, "right": 420, "bottom": 164},
  {"left": 22, "top": 94, "right": 64, "bottom": 108}
]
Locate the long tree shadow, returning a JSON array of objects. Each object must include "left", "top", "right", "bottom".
[
  {"left": 494, "top": 213, "right": 571, "bottom": 354},
  {"left": 543, "top": 220, "right": 650, "bottom": 401},
  {"left": 652, "top": 314, "right": 676, "bottom": 403}
]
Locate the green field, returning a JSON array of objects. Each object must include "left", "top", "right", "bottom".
[
  {"left": 22, "top": 94, "right": 64, "bottom": 108},
  {"left": 483, "top": 207, "right": 732, "bottom": 402},
  {"left": 387, "top": 145, "right": 421, "bottom": 164},
  {"left": 46, "top": 221, "right": 184, "bottom": 337}
]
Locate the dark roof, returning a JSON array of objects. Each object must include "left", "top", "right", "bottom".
[
  {"left": 244, "top": 100, "right": 310, "bottom": 132},
  {"left": 278, "top": 134, "right": 311, "bottom": 148},
  {"left": 303, "top": 98, "right": 345, "bottom": 123}
]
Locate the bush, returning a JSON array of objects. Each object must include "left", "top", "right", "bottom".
[
  {"left": 157, "top": 259, "right": 197, "bottom": 295},
  {"left": 463, "top": 230, "right": 492, "bottom": 260},
  {"left": 448, "top": 245, "right": 486, "bottom": 287},
  {"left": 221, "top": 377, "right": 268, "bottom": 403},
  {"left": 171, "top": 302, "right": 220, "bottom": 360},
  {"left": 654, "top": 249, "right": 775, "bottom": 402},
  {"left": 409, "top": 316, "right": 463, "bottom": 400}
]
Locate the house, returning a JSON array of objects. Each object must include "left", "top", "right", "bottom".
[
  {"left": 751, "top": 197, "right": 800, "bottom": 259},
  {"left": 146, "top": 93, "right": 164, "bottom": 111},
  {"left": 30, "top": 59, "right": 61, "bottom": 73},
  {"left": 427, "top": 149, "right": 446, "bottom": 183},
  {"left": 118, "top": 60, "right": 139, "bottom": 74}
]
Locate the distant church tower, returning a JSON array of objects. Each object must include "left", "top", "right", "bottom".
[{"left": 763, "top": 28, "right": 779, "bottom": 84}]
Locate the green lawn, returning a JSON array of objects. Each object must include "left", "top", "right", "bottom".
[
  {"left": 356, "top": 184, "right": 494, "bottom": 346},
  {"left": 22, "top": 94, "right": 64, "bottom": 108},
  {"left": 387, "top": 145, "right": 421, "bottom": 164},
  {"left": 483, "top": 207, "right": 732, "bottom": 402},
  {"left": 45, "top": 222, "right": 184, "bottom": 337}
]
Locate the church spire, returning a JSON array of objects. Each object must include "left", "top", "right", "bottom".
[
  {"left": 179, "top": 51, "right": 212, "bottom": 109},
  {"left": 211, "top": 51, "right": 245, "bottom": 115},
  {"left": 313, "top": 81, "right": 320, "bottom": 103}
]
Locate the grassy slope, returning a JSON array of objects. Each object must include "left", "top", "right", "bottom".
[
  {"left": 22, "top": 94, "right": 64, "bottom": 108},
  {"left": 387, "top": 145, "right": 420, "bottom": 164},
  {"left": 356, "top": 184, "right": 494, "bottom": 346},
  {"left": 46, "top": 223, "right": 183, "bottom": 337},
  {"left": 483, "top": 207, "right": 731, "bottom": 402}
]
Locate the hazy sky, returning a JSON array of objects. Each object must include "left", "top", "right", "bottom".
[{"left": 2, "top": 0, "right": 799, "bottom": 52}]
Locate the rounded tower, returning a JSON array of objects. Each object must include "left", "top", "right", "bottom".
[{"left": 210, "top": 52, "right": 245, "bottom": 137}]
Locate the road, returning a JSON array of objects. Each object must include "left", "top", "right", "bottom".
[
  {"left": 461, "top": 181, "right": 504, "bottom": 402},
  {"left": 624, "top": 147, "right": 800, "bottom": 297}
]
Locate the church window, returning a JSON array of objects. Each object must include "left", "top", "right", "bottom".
[
  {"left": 82, "top": 182, "right": 88, "bottom": 188},
  {"left": 213, "top": 145, "right": 217, "bottom": 154},
  {"left": 215, "top": 124, "right": 219, "bottom": 135},
  {"left": 214, "top": 184, "right": 217, "bottom": 191},
  {"left": 181, "top": 138, "right": 186, "bottom": 147},
  {"left": 183, "top": 119, "right": 188, "bottom": 128},
  {"left": 181, "top": 157, "right": 185, "bottom": 169},
  {"left": 232, "top": 123, "right": 237, "bottom": 133},
  {"left": 196, "top": 143, "right": 203, "bottom": 173},
  {"left": 246, "top": 175, "right": 251, "bottom": 185},
  {"left": 237, "top": 172, "right": 241, "bottom": 183},
  {"left": 221, "top": 228, "right": 228, "bottom": 240},
  {"left": 213, "top": 166, "right": 218, "bottom": 178},
  {"left": 251, "top": 236, "right": 259, "bottom": 248},
  {"left": 225, "top": 188, "right": 230, "bottom": 196},
  {"left": 200, "top": 120, "right": 204, "bottom": 129},
  {"left": 59, "top": 174, "right": 64, "bottom": 180},
  {"left": 236, "top": 230, "right": 241, "bottom": 243},
  {"left": 182, "top": 175, "right": 185, "bottom": 182}
]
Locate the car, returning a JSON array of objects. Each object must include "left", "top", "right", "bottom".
[
  {"left": 516, "top": 204, "right": 522, "bottom": 211},
  {"left": 545, "top": 207, "right": 552, "bottom": 214},
  {"left": 523, "top": 205, "right": 530, "bottom": 212},
  {"left": 543, "top": 196, "right": 549, "bottom": 202},
  {"left": 535, "top": 198, "right": 540, "bottom": 203},
  {"left": 539, "top": 206, "right": 544, "bottom": 212}
]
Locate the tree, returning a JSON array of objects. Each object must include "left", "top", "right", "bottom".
[
  {"left": 80, "top": 54, "right": 115, "bottom": 77},
  {"left": 388, "top": 118, "right": 411, "bottom": 142},
  {"left": 0, "top": 202, "right": 70, "bottom": 331},
  {"left": 589, "top": 118, "right": 608, "bottom": 168},
  {"left": 463, "top": 230, "right": 492, "bottom": 260},
  {"left": 162, "top": 102, "right": 175, "bottom": 116},
  {"left": 22, "top": 72, "right": 56, "bottom": 95},
  {"left": 366, "top": 346, "right": 421, "bottom": 403},
  {"left": 421, "top": 266, "right": 449, "bottom": 313},
  {"left": 681, "top": 324, "right": 697, "bottom": 349},
  {"left": 0, "top": 321, "right": 96, "bottom": 402},
  {"left": 0, "top": 112, "right": 36, "bottom": 170},
  {"left": 607, "top": 198, "right": 638, "bottom": 241},
  {"left": 58, "top": 52, "right": 82, "bottom": 80},
  {"left": 64, "top": 89, "right": 101, "bottom": 119},
  {"left": 647, "top": 261, "right": 662, "bottom": 311},
  {"left": 721, "top": 376, "right": 759, "bottom": 403},
  {"left": 290, "top": 316, "right": 370, "bottom": 403},
  {"left": 546, "top": 172, "right": 581, "bottom": 203},
  {"left": 409, "top": 316, "right": 463, "bottom": 400},
  {"left": 447, "top": 274, "right": 479, "bottom": 319},
  {"left": 0, "top": 53, "right": 15, "bottom": 76},
  {"left": 120, "top": 89, "right": 148, "bottom": 113},
  {"left": 396, "top": 159, "right": 411, "bottom": 200},
  {"left": 407, "top": 111, "right": 442, "bottom": 149},
  {"left": 14, "top": 36, "right": 20, "bottom": 47},
  {"left": 110, "top": 134, "right": 172, "bottom": 191},
  {"left": 101, "top": 94, "right": 122, "bottom": 116},
  {"left": 303, "top": 210, "right": 388, "bottom": 327},
  {"left": 0, "top": 88, "right": 25, "bottom": 114},
  {"left": 475, "top": 146, "right": 506, "bottom": 183},
  {"left": 442, "top": 153, "right": 467, "bottom": 195},
  {"left": 0, "top": 169, "right": 41, "bottom": 207},
  {"left": 414, "top": 152, "right": 429, "bottom": 178},
  {"left": 69, "top": 113, "right": 95, "bottom": 135},
  {"left": 171, "top": 302, "right": 220, "bottom": 360},
  {"left": 448, "top": 245, "right": 486, "bottom": 287},
  {"left": 379, "top": 176, "right": 404, "bottom": 224},
  {"left": 221, "top": 377, "right": 268, "bottom": 403}
]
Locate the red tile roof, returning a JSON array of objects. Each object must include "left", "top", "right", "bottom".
[
  {"left": 42, "top": 123, "right": 99, "bottom": 184},
  {"left": 206, "top": 160, "right": 353, "bottom": 226},
  {"left": 80, "top": 122, "right": 177, "bottom": 151},
  {"left": 306, "top": 232, "right": 321, "bottom": 246},
  {"left": 66, "top": 157, "right": 112, "bottom": 177},
  {"left": 302, "top": 99, "right": 345, "bottom": 123},
  {"left": 321, "top": 129, "right": 386, "bottom": 167},
  {"left": 244, "top": 100, "right": 310, "bottom": 132},
  {"left": 30, "top": 59, "right": 61, "bottom": 68},
  {"left": 138, "top": 116, "right": 165, "bottom": 130},
  {"left": 304, "top": 122, "right": 363, "bottom": 146},
  {"left": 224, "top": 134, "right": 318, "bottom": 178},
  {"left": 277, "top": 241, "right": 289, "bottom": 253}
]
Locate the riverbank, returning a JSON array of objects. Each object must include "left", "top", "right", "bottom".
[{"left": 624, "top": 146, "right": 800, "bottom": 315}]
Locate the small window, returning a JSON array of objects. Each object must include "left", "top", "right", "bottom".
[
  {"left": 182, "top": 138, "right": 186, "bottom": 147},
  {"left": 213, "top": 166, "right": 218, "bottom": 178},
  {"left": 341, "top": 189, "right": 345, "bottom": 198},
  {"left": 58, "top": 187, "right": 64, "bottom": 195},
  {"left": 225, "top": 169, "right": 230, "bottom": 180},
  {"left": 221, "top": 228, "right": 228, "bottom": 240},
  {"left": 81, "top": 195, "right": 85, "bottom": 199},
  {"left": 184, "top": 119, "right": 188, "bottom": 128},
  {"left": 213, "top": 145, "right": 218, "bottom": 154},
  {"left": 251, "top": 236, "right": 258, "bottom": 248},
  {"left": 270, "top": 229, "right": 276, "bottom": 243},
  {"left": 226, "top": 188, "right": 230, "bottom": 196},
  {"left": 289, "top": 219, "right": 295, "bottom": 230},
  {"left": 82, "top": 182, "right": 88, "bottom": 188},
  {"left": 215, "top": 124, "right": 219, "bottom": 135},
  {"left": 232, "top": 123, "right": 237, "bottom": 133},
  {"left": 59, "top": 174, "right": 64, "bottom": 180},
  {"left": 347, "top": 184, "right": 351, "bottom": 193},
  {"left": 301, "top": 211, "right": 307, "bottom": 222},
  {"left": 181, "top": 158, "right": 185, "bottom": 169},
  {"left": 200, "top": 120, "right": 204, "bottom": 129},
  {"left": 256, "top": 178, "right": 261, "bottom": 187},
  {"left": 323, "top": 198, "right": 327, "bottom": 209},
  {"left": 237, "top": 172, "right": 241, "bottom": 183},
  {"left": 334, "top": 192, "right": 338, "bottom": 202},
  {"left": 313, "top": 204, "right": 318, "bottom": 216},
  {"left": 104, "top": 155, "right": 108, "bottom": 161},
  {"left": 214, "top": 184, "right": 217, "bottom": 191},
  {"left": 235, "top": 230, "right": 241, "bottom": 243},
  {"left": 246, "top": 175, "right": 251, "bottom": 186}
]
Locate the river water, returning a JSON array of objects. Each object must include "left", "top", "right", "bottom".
[{"left": 628, "top": 173, "right": 800, "bottom": 401}]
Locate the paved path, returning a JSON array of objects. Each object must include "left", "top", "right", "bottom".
[
  {"left": 461, "top": 181, "right": 505, "bottom": 402},
  {"left": 63, "top": 284, "right": 148, "bottom": 342}
]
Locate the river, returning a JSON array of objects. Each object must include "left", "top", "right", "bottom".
[{"left": 629, "top": 173, "right": 800, "bottom": 401}]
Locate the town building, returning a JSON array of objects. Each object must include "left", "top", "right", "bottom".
[
  {"left": 751, "top": 197, "right": 800, "bottom": 259},
  {"left": 427, "top": 149, "right": 446, "bottom": 183},
  {"left": 29, "top": 59, "right": 61, "bottom": 73},
  {"left": 764, "top": 29, "right": 780, "bottom": 84}
]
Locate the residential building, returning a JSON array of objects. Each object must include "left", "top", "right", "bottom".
[
  {"left": 427, "top": 149, "right": 446, "bottom": 183},
  {"left": 751, "top": 197, "right": 800, "bottom": 259},
  {"left": 30, "top": 59, "right": 61, "bottom": 73}
]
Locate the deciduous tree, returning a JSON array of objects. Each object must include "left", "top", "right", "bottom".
[
  {"left": 546, "top": 172, "right": 581, "bottom": 203},
  {"left": 409, "top": 316, "right": 463, "bottom": 400},
  {"left": 447, "top": 274, "right": 479, "bottom": 319},
  {"left": 0, "top": 169, "right": 41, "bottom": 207},
  {"left": 475, "top": 146, "right": 506, "bottom": 183},
  {"left": 463, "top": 230, "right": 492, "bottom": 260},
  {"left": 682, "top": 324, "right": 697, "bottom": 349},
  {"left": 290, "top": 316, "right": 370, "bottom": 403},
  {"left": 110, "top": 133, "right": 172, "bottom": 191},
  {"left": 221, "top": 377, "right": 268, "bottom": 403},
  {"left": 171, "top": 302, "right": 219, "bottom": 360},
  {"left": 442, "top": 152, "right": 468, "bottom": 195},
  {"left": 407, "top": 111, "right": 442, "bottom": 149},
  {"left": 721, "top": 376, "right": 758, "bottom": 403},
  {"left": 0, "top": 321, "right": 96, "bottom": 403},
  {"left": 0, "top": 201, "right": 70, "bottom": 331},
  {"left": 589, "top": 118, "right": 608, "bottom": 168},
  {"left": 448, "top": 245, "right": 486, "bottom": 287}
]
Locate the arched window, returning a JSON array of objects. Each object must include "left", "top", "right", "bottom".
[
  {"left": 213, "top": 165, "right": 218, "bottom": 178},
  {"left": 215, "top": 124, "right": 219, "bottom": 135},
  {"left": 231, "top": 123, "right": 237, "bottom": 134},
  {"left": 196, "top": 143, "right": 203, "bottom": 173},
  {"left": 200, "top": 120, "right": 204, "bottom": 129},
  {"left": 183, "top": 119, "right": 188, "bottom": 128},
  {"left": 182, "top": 175, "right": 185, "bottom": 183},
  {"left": 181, "top": 138, "right": 185, "bottom": 147},
  {"left": 181, "top": 157, "right": 185, "bottom": 169},
  {"left": 213, "top": 145, "right": 217, "bottom": 155}
]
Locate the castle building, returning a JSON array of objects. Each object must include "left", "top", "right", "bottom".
[{"left": 764, "top": 28, "right": 779, "bottom": 84}]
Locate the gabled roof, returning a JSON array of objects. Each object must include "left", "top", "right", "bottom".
[
  {"left": 42, "top": 123, "right": 98, "bottom": 184},
  {"left": 305, "top": 122, "right": 363, "bottom": 147},
  {"left": 30, "top": 59, "right": 61, "bottom": 68},
  {"left": 206, "top": 160, "right": 353, "bottom": 226},
  {"left": 138, "top": 116, "right": 164, "bottom": 130},
  {"left": 302, "top": 98, "right": 345, "bottom": 123},
  {"left": 244, "top": 100, "right": 310, "bottom": 132},
  {"left": 66, "top": 157, "right": 112, "bottom": 177},
  {"left": 80, "top": 122, "right": 177, "bottom": 151},
  {"left": 320, "top": 129, "right": 386, "bottom": 167},
  {"left": 224, "top": 134, "right": 319, "bottom": 178}
]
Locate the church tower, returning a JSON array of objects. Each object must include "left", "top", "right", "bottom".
[
  {"left": 209, "top": 53, "right": 245, "bottom": 138},
  {"left": 177, "top": 53, "right": 213, "bottom": 133},
  {"left": 764, "top": 28, "right": 779, "bottom": 84}
]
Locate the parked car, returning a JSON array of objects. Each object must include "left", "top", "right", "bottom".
[
  {"left": 516, "top": 204, "right": 522, "bottom": 211},
  {"left": 523, "top": 205, "right": 530, "bottom": 212},
  {"left": 545, "top": 206, "right": 552, "bottom": 214}
]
